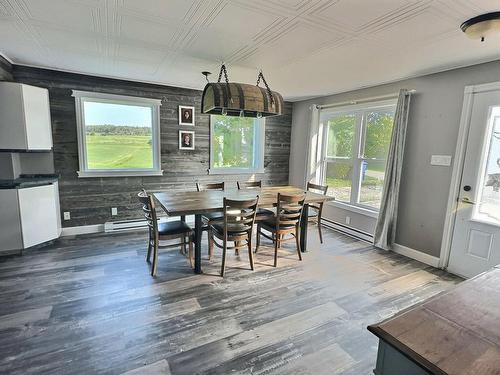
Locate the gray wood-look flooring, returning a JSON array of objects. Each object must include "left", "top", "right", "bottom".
[{"left": 0, "top": 227, "right": 461, "bottom": 375}]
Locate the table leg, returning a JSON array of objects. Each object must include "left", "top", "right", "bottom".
[
  {"left": 300, "top": 204, "right": 309, "bottom": 253},
  {"left": 194, "top": 214, "right": 203, "bottom": 274}
]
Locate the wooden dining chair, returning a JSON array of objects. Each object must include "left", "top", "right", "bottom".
[
  {"left": 255, "top": 192, "right": 306, "bottom": 267},
  {"left": 237, "top": 180, "right": 274, "bottom": 219},
  {"left": 138, "top": 190, "right": 194, "bottom": 276},
  {"left": 208, "top": 196, "right": 259, "bottom": 277},
  {"left": 196, "top": 182, "right": 225, "bottom": 259},
  {"left": 306, "top": 182, "right": 328, "bottom": 243}
]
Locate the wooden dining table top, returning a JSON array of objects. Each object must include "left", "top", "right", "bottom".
[{"left": 153, "top": 185, "right": 334, "bottom": 216}]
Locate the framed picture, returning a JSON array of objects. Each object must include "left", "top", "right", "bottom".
[
  {"left": 179, "top": 130, "right": 195, "bottom": 150},
  {"left": 179, "top": 105, "right": 195, "bottom": 126}
]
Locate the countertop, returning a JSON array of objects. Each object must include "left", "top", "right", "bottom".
[
  {"left": 368, "top": 266, "right": 500, "bottom": 375},
  {"left": 0, "top": 174, "right": 59, "bottom": 189}
]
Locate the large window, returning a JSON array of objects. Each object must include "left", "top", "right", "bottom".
[
  {"left": 320, "top": 100, "right": 396, "bottom": 211},
  {"left": 210, "top": 115, "right": 265, "bottom": 174},
  {"left": 72, "top": 91, "right": 162, "bottom": 177}
]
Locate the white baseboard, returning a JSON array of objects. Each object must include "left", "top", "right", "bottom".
[
  {"left": 392, "top": 243, "right": 440, "bottom": 268},
  {"left": 61, "top": 224, "right": 104, "bottom": 237}
]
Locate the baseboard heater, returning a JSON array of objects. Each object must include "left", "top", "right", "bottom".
[
  {"left": 322, "top": 218, "right": 373, "bottom": 243},
  {"left": 104, "top": 219, "right": 148, "bottom": 233}
]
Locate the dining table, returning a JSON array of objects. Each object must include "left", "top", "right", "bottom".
[{"left": 153, "top": 185, "right": 334, "bottom": 274}]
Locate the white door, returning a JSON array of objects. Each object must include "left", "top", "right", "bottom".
[{"left": 448, "top": 89, "right": 500, "bottom": 278}]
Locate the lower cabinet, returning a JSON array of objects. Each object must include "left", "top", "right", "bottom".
[
  {"left": 374, "top": 340, "right": 430, "bottom": 375},
  {"left": 0, "top": 183, "right": 61, "bottom": 253}
]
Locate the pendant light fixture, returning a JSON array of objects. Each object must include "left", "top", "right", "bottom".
[
  {"left": 461, "top": 12, "right": 500, "bottom": 42},
  {"left": 201, "top": 64, "right": 284, "bottom": 118}
]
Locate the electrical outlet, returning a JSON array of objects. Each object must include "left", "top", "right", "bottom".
[
  {"left": 111, "top": 207, "right": 118, "bottom": 216},
  {"left": 63, "top": 212, "right": 71, "bottom": 220},
  {"left": 345, "top": 216, "right": 351, "bottom": 225}
]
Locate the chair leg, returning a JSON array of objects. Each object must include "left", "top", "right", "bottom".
[
  {"left": 274, "top": 232, "right": 279, "bottom": 267},
  {"left": 296, "top": 226, "right": 302, "bottom": 261},
  {"left": 248, "top": 235, "right": 254, "bottom": 271},
  {"left": 255, "top": 225, "right": 261, "bottom": 253},
  {"left": 235, "top": 241, "right": 240, "bottom": 256},
  {"left": 221, "top": 240, "right": 227, "bottom": 277},
  {"left": 188, "top": 235, "right": 194, "bottom": 269},
  {"left": 181, "top": 234, "right": 186, "bottom": 255},
  {"left": 151, "top": 238, "right": 159, "bottom": 276},
  {"left": 208, "top": 228, "right": 214, "bottom": 260},
  {"left": 146, "top": 229, "right": 152, "bottom": 263},
  {"left": 318, "top": 217, "right": 323, "bottom": 244}
]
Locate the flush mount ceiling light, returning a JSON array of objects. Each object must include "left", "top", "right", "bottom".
[
  {"left": 461, "top": 12, "right": 500, "bottom": 42},
  {"left": 201, "top": 64, "right": 284, "bottom": 118}
]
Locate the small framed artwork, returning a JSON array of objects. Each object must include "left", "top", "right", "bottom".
[
  {"left": 179, "top": 105, "right": 195, "bottom": 126},
  {"left": 179, "top": 130, "right": 195, "bottom": 150}
]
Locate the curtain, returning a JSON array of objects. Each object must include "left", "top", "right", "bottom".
[
  {"left": 304, "top": 104, "right": 321, "bottom": 187},
  {"left": 374, "top": 89, "right": 412, "bottom": 250}
]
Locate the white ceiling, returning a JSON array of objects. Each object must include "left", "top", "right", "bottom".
[{"left": 1, "top": 0, "right": 500, "bottom": 101}]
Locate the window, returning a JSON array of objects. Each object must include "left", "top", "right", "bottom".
[
  {"left": 72, "top": 91, "right": 162, "bottom": 177},
  {"left": 209, "top": 115, "right": 265, "bottom": 174},
  {"left": 320, "top": 100, "right": 396, "bottom": 211}
]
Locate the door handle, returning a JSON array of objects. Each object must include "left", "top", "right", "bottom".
[{"left": 461, "top": 197, "right": 476, "bottom": 205}]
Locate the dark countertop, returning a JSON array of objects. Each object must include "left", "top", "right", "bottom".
[
  {"left": 368, "top": 267, "right": 500, "bottom": 375},
  {"left": 0, "top": 174, "right": 59, "bottom": 189}
]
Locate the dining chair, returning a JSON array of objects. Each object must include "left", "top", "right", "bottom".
[
  {"left": 306, "top": 182, "right": 329, "bottom": 243},
  {"left": 138, "top": 190, "right": 194, "bottom": 276},
  {"left": 236, "top": 180, "right": 274, "bottom": 219},
  {"left": 255, "top": 192, "right": 306, "bottom": 267},
  {"left": 208, "top": 196, "right": 259, "bottom": 277},
  {"left": 196, "top": 182, "right": 224, "bottom": 259}
]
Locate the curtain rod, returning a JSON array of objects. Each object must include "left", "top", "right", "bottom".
[{"left": 316, "top": 89, "right": 416, "bottom": 110}]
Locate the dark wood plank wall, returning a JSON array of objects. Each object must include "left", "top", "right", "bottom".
[
  {"left": 0, "top": 55, "right": 13, "bottom": 81},
  {"left": 13, "top": 66, "right": 293, "bottom": 227}
]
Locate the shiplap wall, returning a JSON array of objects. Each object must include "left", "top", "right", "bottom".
[
  {"left": 13, "top": 66, "right": 292, "bottom": 227},
  {"left": 0, "top": 55, "right": 12, "bottom": 81}
]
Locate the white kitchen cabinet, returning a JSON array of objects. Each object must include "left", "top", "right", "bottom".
[
  {"left": 0, "top": 82, "right": 52, "bottom": 150},
  {"left": 0, "top": 182, "right": 60, "bottom": 253}
]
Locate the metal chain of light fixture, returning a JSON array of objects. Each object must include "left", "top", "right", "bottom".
[{"left": 256, "top": 70, "right": 275, "bottom": 107}]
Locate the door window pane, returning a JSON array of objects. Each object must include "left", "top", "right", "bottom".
[
  {"left": 476, "top": 115, "right": 500, "bottom": 223},
  {"left": 84, "top": 101, "right": 153, "bottom": 170},
  {"left": 363, "top": 110, "right": 394, "bottom": 159},
  {"left": 325, "top": 160, "right": 352, "bottom": 202},
  {"left": 211, "top": 116, "right": 257, "bottom": 169},
  {"left": 326, "top": 114, "right": 356, "bottom": 158},
  {"left": 359, "top": 160, "right": 386, "bottom": 209}
]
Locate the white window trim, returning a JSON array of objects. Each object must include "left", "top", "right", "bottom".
[
  {"left": 208, "top": 116, "right": 266, "bottom": 175},
  {"left": 319, "top": 99, "right": 396, "bottom": 214},
  {"left": 72, "top": 90, "right": 163, "bottom": 178}
]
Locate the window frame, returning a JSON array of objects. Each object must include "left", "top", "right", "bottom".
[
  {"left": 319, "top": 99, "right": 396, "bottom": 213},
  {"left": 208, "top": 115, "right": 266, "bottom": 175},
  {"left": 72, "top": 90, "right": 163, "bottom": 178}
]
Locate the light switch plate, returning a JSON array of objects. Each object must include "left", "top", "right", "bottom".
[{"left": 430, "top": 155, "right": 452, "bottom": 166}]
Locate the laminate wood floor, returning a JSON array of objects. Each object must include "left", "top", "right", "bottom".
[{"left": 0, "top": 227, "right": 461, "bottom": 375}]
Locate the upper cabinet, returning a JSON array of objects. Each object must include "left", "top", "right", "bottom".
[{"left": 0, "top": 82, "right": 52, "bottom": 151}]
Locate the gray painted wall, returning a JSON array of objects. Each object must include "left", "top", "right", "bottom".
[
  {"left": 13, "top": 66, "right": 293, "bottom": 227},
  {"left": 290, "top": 59, "right": 500, "bottom": 258}
]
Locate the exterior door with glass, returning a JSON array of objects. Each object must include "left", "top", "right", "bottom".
[{"left": 448, "top": 89, "right": 500, "bottom": 278}]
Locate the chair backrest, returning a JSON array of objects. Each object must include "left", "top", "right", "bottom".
[
  {"left": 276, "top": 192, "right": 306, "bottom": 229},
  {"left": 307, "top": 181, "right": 328, "bottom": 195},
  {"left": 138, "top": 189, "right": 158, "bottom": 234},
  {"left": 237, "top": 180, "right": 262, "bottom": 189},
  {"left": 196, "top": 182, "right": 225, "bottom": 192},
  {"left": 222, "top": 196, "right": 259, "bottom": 236}
]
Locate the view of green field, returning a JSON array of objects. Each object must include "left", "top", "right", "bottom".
[{"left": 85, "top": 126, "right": 153, "bottom": 170}]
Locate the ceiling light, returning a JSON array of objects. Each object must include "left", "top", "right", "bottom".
[{"left": 461, "top": 12, "right": 500, "bottom": 42}]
